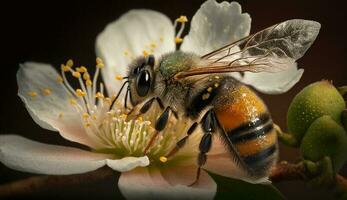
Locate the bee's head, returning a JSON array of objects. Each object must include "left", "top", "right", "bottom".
[{"left": 127, "top": 55, "right": 155, "bottom": 106}]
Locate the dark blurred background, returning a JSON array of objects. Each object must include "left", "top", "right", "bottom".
[{"left": 0, "top": 0, "right": 346, "bottom": 199}]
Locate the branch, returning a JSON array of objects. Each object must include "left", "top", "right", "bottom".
[
  {"left": 270, "top": 160, "right": 347, "bottom": 197},
  {"left": 0, "top": 162, "right": 346, "bottom": 198},
  {"left": 270, "top": 161, "right": 306, "bottom": 181},
  {"left": 0, "top": 167, "right": 115, "bottom": 198}
]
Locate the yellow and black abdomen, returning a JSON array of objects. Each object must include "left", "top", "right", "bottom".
[{"left": 214, "top": 82, "right": 278, "bottom": 177}]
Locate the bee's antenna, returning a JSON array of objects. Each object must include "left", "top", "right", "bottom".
[
  {"left": 109, "top": 80, "right": 129, "bottom": 110},
  {"left": 124, "top": 86, "right": 130, "bottom": 109}
]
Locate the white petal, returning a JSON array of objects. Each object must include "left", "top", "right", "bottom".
[
  {"left": 106, "top": 156, "right": 149, "bottom": 172},
  {"left": 118, "top": 166, "right": 216, "bottom": 200},
  {"left": 17, "top": 62, "right": 102, "bottom": 148},
  {"left": 0, "top": 135, "right": 111, "bottom": 175},
  {"left": 96, "top": 9, "right": 175, "bottom": 95},
  {"left": 234, "top": 67, "right": 304, "bottom": 94},
  {"left": 181, "top": 0, "right": 251, "bottom": 55}
]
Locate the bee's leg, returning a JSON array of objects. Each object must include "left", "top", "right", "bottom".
[
  {"left": 141, "top": 97, "right": 165, "bottom": 113},
  {"left": 128, "top": 97, "right": 165, "bottom": 116},
  {"left": 190, "top": 109, "right": 217, "bottom": 186},
  {"left": 164, "top": 122, "right": 198, "bottom": 159},
  {"left": 139, "top": 97, "right": 165, "bottom": 114},
  {"left": 143, "top": 106, "right": 173, "bottom": 154}
]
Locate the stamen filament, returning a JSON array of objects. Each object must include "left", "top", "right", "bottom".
[
  {"left": 73, "top": 69, "right": 93, "bottom": 112},
  {"left": 92, "top": 67, "right": 100, "bottom": 105},
  {"left": 174, "top": 15, "right": 188, "bottom": 45},
  {"left": 61, "top": 70, "right": 77, "bottom": 98},
  {"left": 176, "top": 22, "right": 185, "bottom": 39}
]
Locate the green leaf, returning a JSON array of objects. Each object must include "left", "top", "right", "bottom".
[{"left": 209, "top": 173, "right": 285, "bottom": 200}]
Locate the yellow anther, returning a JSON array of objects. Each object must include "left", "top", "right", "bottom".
[
  {"left": 69, "top": 98, "right": 77, "bottom": 105},
  {"left": 76, "top": 89, "right": 86, "bottom": 97},
  {"left": 214, "top": 75, "right": 220, "bottom": 79},
  {"left": 85, "top": 123, "right": 91, "bottom": 128},
  {"left": 175, "top": 37, "right": 183, "bottom": 44},
  {"left": 57, "top": 75, "right": 63, "bottom": 83},
  {"left": 214, "top": 83, "right": 220, "bottom": 88},
  {"left": 202, "top": 93, "right": 210, "bottom": 100},
  {"left": 96, "top": 57, "right": 104, "bottom": 68},
  {"left": 66, "top": 59, "right": 74, "bottom": 67},
  {"left": 42, "top": 88, "right": 52, "bottom": 96},
  {"left": 124, "top": 50, "right": 129, "bottom": 56},
  {"left": 76, "top": 66, "right": 87, "bottom": 73},
  {"left": 207, "top": 87, "right": 213, "bottom": 93},
  {"left": 137, "top": 116, "right": 143, "bottom": 122},
  {"left": 142, "top": 50, "right": 149, "bottom": 57},
  {"left": 92, "top": 114, "right": 97, "bottom": 120},
  {"left": 72, "top": 71, "right": 81, "bottom": 78},
  {"left": 83, "top": 73, "right": 90, "bottom": 80},
  {"left": 28, "top": 91, "right": 37, "bottom": 97},
  {"left": 86, "top": 79, "right": 92, "bottom": 86},
  {"left": 96, "top": 57, "right": 103, "bottom": 65},
  {"left": 82, "top": 112, "right": 90, "bottom": 119},
  {"left": 96, "top": 63, "right": 104, "bottom": 68},
  {"left": 115, "top": 74, "right": 123, "bottom": 81},
  {"left": 58, "top": 113, "right": 63, "bottom": 118},
  {"left": 95, "top": 92, "right": 104, "bottom": 99},
  {"left": 61, "top": 64, "right": 71, "bottom": 72},
  {"left": 159, "top": 156, "right": 168, "bottom": 163},
  {"left": 150, "top": 43, "right": 157, "bottom": 49},
  {"left": 104, "top": 97, "right": 112, "bottom": 104},
  {"left": 120, "top": 114, "right": 128, "bottom": 119},
  {"left": 176, "top": 16, "right": 188, "bottom": 23}
]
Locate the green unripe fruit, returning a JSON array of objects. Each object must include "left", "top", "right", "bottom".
[
  {"left": 340, "top": 86, "right": 347, "bottom": 130},
  {"left": 301, "top": 115, "right": 347, "bottom": 172},
  {"left": 342, "top": 111, "right": 347, "bottom": 130},
  {"left": 287, "top": 81, "right": 346, "bottom": 143}
]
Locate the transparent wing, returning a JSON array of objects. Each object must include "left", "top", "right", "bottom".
[{"left": 174, "top": 19, "right": 320, "bottom": 80}]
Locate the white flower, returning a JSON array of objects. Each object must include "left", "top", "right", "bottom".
[{"left": 0, "top": 0, "right": 301, "bottom": 199}]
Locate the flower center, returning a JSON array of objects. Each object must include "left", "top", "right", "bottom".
[
  {"left": 96, "top": 107, "right": 191, "bottom": 163},
  {"left": 51, "top": 58, "right": 194, "bottom": 163}
]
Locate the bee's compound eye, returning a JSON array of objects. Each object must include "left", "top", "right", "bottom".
[{"left": 136, "top": 70, "right": 151, "bottom": 97}]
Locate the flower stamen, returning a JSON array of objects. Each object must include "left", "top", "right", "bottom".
[
  {"left": 159, "top": 156, "right": 168, "bottom": 163},
  {"left": 115, "top": 74, "right": 123, "bottom": 81},
  {"left": 174, "top": 15, "right": 188, "bottom": 45},
  {"left": 56, "top": 75, "right": 63, "bottom": 83},
  {"left": 53, "top": 58, "right": 194, "bottom": 163},
  {"left": 42, "top": 88, "right": 52, "bottom": 96},
  {"left": 28, "top": 91, "right": 37, "bottom": 97}
]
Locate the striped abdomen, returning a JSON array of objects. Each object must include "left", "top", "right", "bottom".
[{"left": 214, "top": 84, "right": 278, "bottom": 177}]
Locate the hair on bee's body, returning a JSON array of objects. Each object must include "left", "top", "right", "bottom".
[
  {"left": 180, "top": 71, "right": 278, "bottom": 177},
  {"left": 127, "top": 51, "right": 278, "bottom": 178},
  {"left": 116, "top": 19, "right": 320, "bottom": 183}
]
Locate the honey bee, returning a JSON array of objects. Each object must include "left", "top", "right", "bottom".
[{"left": 111, "top": 19, "right": 320, "bottom": 183}]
